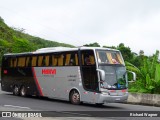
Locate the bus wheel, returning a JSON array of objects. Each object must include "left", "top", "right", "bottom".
[
  {"left": 13, "top": 85, "right": 19, "bottom": 96},
  {"left": 96, "top": 103, "right": 104, "bottom": 107},
  {"left": 70, "top": 90, "right": 80, "bottom": 105},
  {"left": 20, "top": 86, "right": 26, "bottom": 97}
]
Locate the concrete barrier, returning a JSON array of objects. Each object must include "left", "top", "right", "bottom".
[{"left": 127, "top": 93, "right": 160, "bottom": 107}]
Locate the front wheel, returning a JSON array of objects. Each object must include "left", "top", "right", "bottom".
[
  {"left": 96, "top": 103, "right": 104, "bottom": 107},
  {"left": 70, "top": 90, "right": 80, "bottom": 105}
]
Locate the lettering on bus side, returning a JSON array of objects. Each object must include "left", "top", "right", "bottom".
[{"left": 42, "top": 69, "right": 56, "bottom": 75}]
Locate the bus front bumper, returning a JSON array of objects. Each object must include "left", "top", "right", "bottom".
[{"left": 97, "top": 92, "right": 128, "bottom": 103}]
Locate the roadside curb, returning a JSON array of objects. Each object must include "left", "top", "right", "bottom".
[{"left": 126, "top": 93, "right": 160, "bottom": 107}]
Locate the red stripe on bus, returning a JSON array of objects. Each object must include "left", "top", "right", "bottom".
[{"left": 32, "top": 67, "right": 43, "bottom": 96}]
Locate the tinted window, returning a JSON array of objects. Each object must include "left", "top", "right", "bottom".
[{"left": 17, "top": 57, "right": 26, "bottom": 67}]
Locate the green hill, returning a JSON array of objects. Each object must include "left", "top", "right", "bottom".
[{"left": 0, "top": 17, "right": 74, "bottom": 65}]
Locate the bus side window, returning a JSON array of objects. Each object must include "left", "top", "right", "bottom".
[
  {"left": 41, "top": 55, "right": 49, "bottom": 66},
  {"left": 89, "top": 55, "right": 95, "bottom": 65},
  {"left": 65, "top": 52, "right": 79, "bottom": 66},
  {"left": 42, "top": 56, "right": 46, "bottom": 66},
  {"left": 45, "top": 55, "right": 49, "bottom": 66},
  {"left": 58, "top": 54, "right": 64, "bottom": 66},
  {"left": 10, "top": 58, "right": 14, "bottom": 67},
  {"left": 70, "top": 53, "right": 76, "bottom": 66},
  {"left": 17, "top": 57, "right": 26, "bottom": 67},
  {"left": 32, "top": 56, "right": 37, "bottom": 67},
  {"left": 52, "top": 55, "right": 58, "bottom": 66},
  {"left": 75, "top": 53, "right": 79, "bottom": 65},
  {"left": 81, "top": 51, "right": 95, "bottom": 66},
  {"left": 25, "top": 57, "right": 31, "bottom": 67},
  {"left": 38, "top": 56, "right": 43, "bottom": 66},
  {"left": 49, "top": 55, "right": 52, "bottom": 66},
  {"left": 3, "top": 57, "right": 10, "bottom": 68},
  {"left": 65, "top": 53, "right": 71, "bottom": 65},
  {"left": 13, "top": 58, "right": 17, "bottom": 67}
]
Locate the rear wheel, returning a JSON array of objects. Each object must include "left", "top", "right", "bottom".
[
  {"left": 70, "top": 90, "right": 80, "bottom": 105},
  {"left": 20, "top": 86, "right": 27, "bottom": 97},
  {"left": 13, "top": 85, "right": 19, "bottom": 96}
]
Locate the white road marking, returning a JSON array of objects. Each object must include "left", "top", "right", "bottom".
[{"left": 4, "top": 105, "right": 31, "bottom": 109}]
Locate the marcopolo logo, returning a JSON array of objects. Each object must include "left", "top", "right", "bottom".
[{"left": 42, "top": 69, "right": 56, "bottom": 75}]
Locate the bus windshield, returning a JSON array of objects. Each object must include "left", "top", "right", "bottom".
[
  {"left": 96, "top": 50, "right": 124, "bottom": 65},
  {"left": 98, "top": 65, "right": 127, "bottom": 89},
  {"left": 96, "top": 50, "right": 127, "bottom": 89}
]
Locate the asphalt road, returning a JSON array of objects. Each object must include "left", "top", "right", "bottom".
[{"left": 0, "top": 84, "right": 160, "bottom": 120}]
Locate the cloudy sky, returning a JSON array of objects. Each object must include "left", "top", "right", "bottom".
[{"left": 0, "top": 0, "right": 160, "bottom": 55}]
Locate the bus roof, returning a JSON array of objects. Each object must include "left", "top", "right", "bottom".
[{"left": 4, "top": 46, "right": 119, "bottom": 57}]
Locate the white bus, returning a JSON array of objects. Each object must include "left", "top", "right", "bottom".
[{"left": 1, "top": 47, "right": 136, "bottom": 105}]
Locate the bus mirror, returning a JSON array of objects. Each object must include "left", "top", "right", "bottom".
[
  {"left": 127, "top": 71, "right": 136, "bottom": 82},
  {"left": 97, "top": 69, "right": 105, "bottom": 81}
]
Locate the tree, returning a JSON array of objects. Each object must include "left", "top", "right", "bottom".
[
  {"left": 0, "top": 16, "right": 4, "bottom": 22},
  {"left": 83, "top": 42, "right": 100, "bottom": 47},
  {"left": 12, "top": 37, "right": 35, "bottom": 53},
  {"left": 103, "top": 45, "right": 116, "bottom": 49},
  {"left": 129, "top": 50, "right": 160, "bottom": 94},
  {"left": 0, "top": 39, "right": 11, "bottom": 65},
  {"left": 139, "top": 50, "right": 144, "bottom": 56},
  {"left": 117, "top": 43, "right": 134, "bottom": 63}
]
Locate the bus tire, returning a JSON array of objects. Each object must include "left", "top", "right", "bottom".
[
  {"left": 70, "top": 90, "right": 80, "bottom": 105},
  {"left": 13, "top": 85, "right": 19, "bottom": 96},
  {"left": 20, "top": 86, "right": 26, "bottom": 97},
  {"left": 96, "top": 103, "right": 104, "bottom": 107}
]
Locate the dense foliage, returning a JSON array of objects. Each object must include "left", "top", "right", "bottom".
[{"left": 128, "top": 51, "right": 160, "bottom": 94}]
